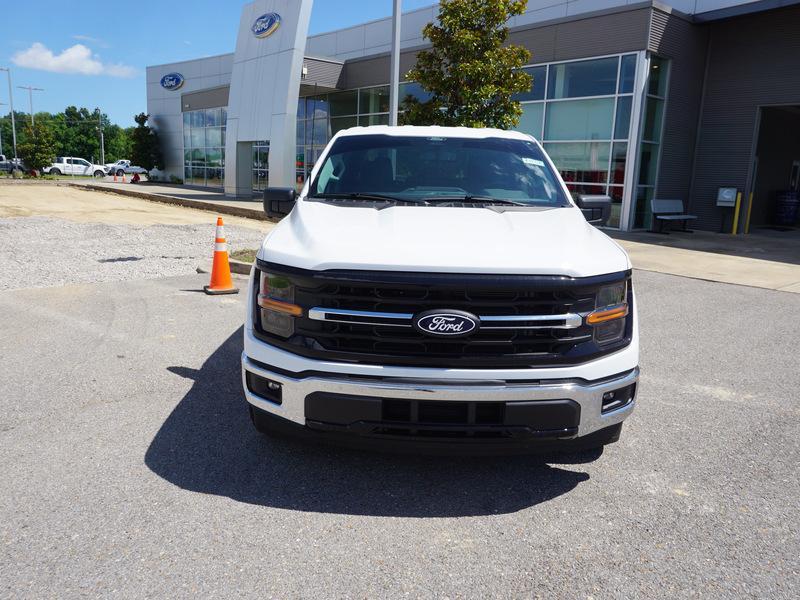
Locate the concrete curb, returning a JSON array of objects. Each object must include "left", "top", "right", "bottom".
[
  {"left": 229, "top": 259, "right": 253, "bottom": 275},
  {"left": 66, "top": 182, "right": 274, "bottom": 222}
]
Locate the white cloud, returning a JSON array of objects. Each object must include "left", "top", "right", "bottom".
[{"left": 11, "top": 42, "right": 136, "bottom": 78}]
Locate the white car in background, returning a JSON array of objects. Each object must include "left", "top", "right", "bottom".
[
  {"left": 105, "top": 159, "right": 148, "bottom": 176},
  {"left": 43, "top": 157, "right": 107, "bottom": 178}
]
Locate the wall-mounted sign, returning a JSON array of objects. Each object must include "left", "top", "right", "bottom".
[
  {"left": 716, "top": 187, "right": 738, "bottom": 207},
  {"left": 252, "top": 12, "right": 281, "bottom": 38},
  {"left": 160, "top": 72, "right": 185, "bottom": 91}
]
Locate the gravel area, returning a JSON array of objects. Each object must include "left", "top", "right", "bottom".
[{"left": 0, "top": 216, "right": 264, "bottom": 291}]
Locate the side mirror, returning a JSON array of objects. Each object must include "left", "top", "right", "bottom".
[
  {"left": 576, "top": 194, "right": 612, "bottom": 226},
  {"left": 264, "top": 187, "right": 297, "bottom": 219}
]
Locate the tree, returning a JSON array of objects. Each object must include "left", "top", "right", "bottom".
[
  {"left": 403, "top": 0, "right": 532, "bottom": 129},
  {"left": 130, "top": 113, "right": 162, "bottom": 172},
  {"left": 17, "top": 121, "right": 56, "bottom": 173}
]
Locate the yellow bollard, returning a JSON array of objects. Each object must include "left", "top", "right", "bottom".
[{"left": 731, "top": 192, "right": 742, "bottom": 235}]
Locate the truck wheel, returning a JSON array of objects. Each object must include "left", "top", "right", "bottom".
[
  {"left": 50, "top": 168, "right": 61, "bottom": 176},
  {"left": 116, "top": 169, "right": 124, "bottom": 176},
  {"left": 93, "top": 170, "right": 105, "bottom": 179}
]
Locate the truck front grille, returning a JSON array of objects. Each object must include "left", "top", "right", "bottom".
[{"left": 254, "top": 262, "right": 632, "bottom": 368}]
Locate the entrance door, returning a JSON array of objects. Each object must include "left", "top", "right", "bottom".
[{"left": 749, "top": 106, "right": 800, "bottom": 229}]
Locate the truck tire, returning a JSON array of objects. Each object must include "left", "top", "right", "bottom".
[
  {"left": 93, "top": 170, "right": 105, "bottom": 179},
  {"left": 116, "top": 169, "right": 125, "bottom": 176},
  {"left": 50, "top": 168, "right": 61, "bottom": 176}
]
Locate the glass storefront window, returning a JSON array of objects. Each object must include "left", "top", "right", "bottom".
[
  {"left": 543, "top": 142, "right": 610, "bottom": 183},
  {"left": 638, "top": 142, "right": 659, "bottom": 186},
  {"left": 514, "top": 102, "right": 544, "bottom": 139},
  {"left": 205, "top": 108, "right": 222, "bottom": 127},
  {"left": 611, "top": 142, "right": 627, "bottom": 185},
  {"left": 547, "top": 57, "right": 618, "bottom": 99},
  {"left": 205, "top": 127, "right": 223, "bottom": 147},
  {"left": 619, "top": 55, "right": 636, "bottom": 94},
  {"left": 331, "top": 116, "right": 357, "bottom": 135},
  {"left": 399, "top": 81, "right": 432, "bottom": 104},
  {"left": 634, "top": 186, "right": 654, "bottom": 229},
  {"left": 642, "top": 98, "right": 665, "bottom": 142},
  {"left": 359, "top": 86, "right": 390, "bottom": 114},
  {"left": 513, "top": 66, "right": 547, "bottom": 102},
  {"left": 614, "top": 96, "right": 632, "bottom": 140},
  {"left": 607, "top": 185, "right": 624, "bottom": 228},
  {"left": 544, "top": 97, "right": 615, "bottom": 141},
  {"left": 648, "top": 56, "right": 668, "bottom": 97},
  {"left": 183, "top": 107, "right": 226, "bottom": 188},
  {"left": 329, "top": 90, "right": 358, "bottom": 116},
  {"left": 358, "top": 114, "right": 390, "bottom": 126}
]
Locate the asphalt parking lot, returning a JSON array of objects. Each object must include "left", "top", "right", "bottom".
[{"left": 1, "top": 188, "right": 798, "bottom": 598}]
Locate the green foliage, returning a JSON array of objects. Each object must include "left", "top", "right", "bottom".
[
  {"left": 1, "top": 107, "right": 133, "bottom": 163},
  {"left": 403, "top": 0, "right": 532, "bottom": 129},
  {"left": 17, "top": 121, "right": 56, "bottom": 172},
  {"left": 130, "top": 113, "right": 163, "bottom": 172}
]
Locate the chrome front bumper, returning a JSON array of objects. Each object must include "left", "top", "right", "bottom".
[{"left": 242, "top": 354, "right": 638, "bottom": 438}]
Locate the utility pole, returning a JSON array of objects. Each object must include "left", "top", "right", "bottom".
[
  {"left": 18, "top": 85, "right": 44, "bottom": 126},
  {"left": 96, "top": 109, "right": 105, "bottom": 165},
  {"left": 388, "top": 0, "right": 402, "bottom": 126},
  {"left": 0, "top": 102, "right": 5, "bottom": 156},
  {"left": 0, "top": 68, "right": 18, "bottom": 160}
]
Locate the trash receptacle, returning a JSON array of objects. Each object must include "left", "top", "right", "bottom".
[{"left": 775, "top": 190, "right": 799, "bottom": 226}]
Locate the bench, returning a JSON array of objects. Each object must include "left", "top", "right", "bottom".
[{"left": 650, "top": 199, "right": 698, "bottom": 233}]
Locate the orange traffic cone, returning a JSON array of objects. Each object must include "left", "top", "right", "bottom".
[
  {"left": 204, "top": 217, "right": 239, "bottom": 295},
  {"left": 113, "top": 172, "right": 117, "bottom": 182},
  {"left": 121, "top": 173, "right": 126, "bottom": 183}
]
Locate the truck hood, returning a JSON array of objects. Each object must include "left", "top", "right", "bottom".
[{"left": 259, "top": 200, "right": 630, "bottom": 277}]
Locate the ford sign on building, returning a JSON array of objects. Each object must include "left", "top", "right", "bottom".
[
  {"left": 146, "top": 0, "right": 800, "bottom": 235},
  {"left": 251, "top": 12, "right": 281, "bottom": 38},
  {"left": 159, "top": 73, "right": 184, "bottom": 91}
]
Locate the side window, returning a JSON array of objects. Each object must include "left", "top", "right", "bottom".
[
  {"left": 78, "top": 159, "right": 90, "bottom": 167},
  {"left": 56, "top": 157, "right": 63, "bottom": 164}
]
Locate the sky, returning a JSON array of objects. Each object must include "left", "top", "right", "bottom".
[{"left": 1, "top": 0, "right": 433, "bottom": 127}]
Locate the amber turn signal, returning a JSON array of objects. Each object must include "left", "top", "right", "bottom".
[
  {"left": 586, "top": 303, "right": 629, "bottom": 325},
  {"left": 257, "top": 295, "right": 303, "bottom": 316}
]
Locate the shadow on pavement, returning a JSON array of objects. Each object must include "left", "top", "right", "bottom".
[{"left": 145, "top": 328, "right": 594, "bottom": 517}]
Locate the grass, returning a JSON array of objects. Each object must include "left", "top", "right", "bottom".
[{"left": 230, "top": 248, "right": 258, "bottom": 263}]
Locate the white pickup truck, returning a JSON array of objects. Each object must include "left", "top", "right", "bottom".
[
  {"left": 105, "top": 160, "right": 148, "bottom": 176},
  {"left": 42, "top": 157, "right": 107, "bottom": 178},
  {"left": 243, "top": 126, "right": 639, "bottom": 454}
]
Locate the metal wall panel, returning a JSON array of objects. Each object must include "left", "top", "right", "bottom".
[
  {"left": 690, "top": 4, "right": 800, "bottom": 230},
  {"left": 181, "top": 86, "right": 230, "bottom": 112},
  {"left": 648, "top": 9, "right": 709, "bottom": 209}
]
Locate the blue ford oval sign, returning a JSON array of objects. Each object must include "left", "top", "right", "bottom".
[
  {"left": 414, "top": 310, "right": 479, "bottom": 337},
  {"left": 252, "top": 12, "right": 281, "bottom": 38},
  {"left": 160, "top": 72, "right": 184, "bottom": 91}
]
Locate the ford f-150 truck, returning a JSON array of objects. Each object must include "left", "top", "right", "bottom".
[{"left": 242, "top": 126, "right": 639, "bottom": 453}]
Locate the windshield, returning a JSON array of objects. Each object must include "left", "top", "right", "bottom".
[{"left": 308, "top": 134, "right": 570, "bottom": 207}]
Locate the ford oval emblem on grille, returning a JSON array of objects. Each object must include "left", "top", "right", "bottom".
[{"left": 414, "top": 310, "right": 479, "bottom": 337}]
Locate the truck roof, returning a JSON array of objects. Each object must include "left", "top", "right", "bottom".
[{"left": 334, "top": 125, "right": 534, "bottom": 141}]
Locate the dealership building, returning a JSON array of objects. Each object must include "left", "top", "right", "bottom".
[{"left": 146, "top": 0, "right": 800, "bottom": 232}]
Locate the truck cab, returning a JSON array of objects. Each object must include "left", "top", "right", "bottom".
[{"left": 242, "top": 126, "right": 638, "bottom": 453}]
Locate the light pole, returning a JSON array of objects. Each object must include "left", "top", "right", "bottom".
[
  {"left": 96, "top": 109, "right": 105, "bottom": 165},
  {"left": 388, "top": 0, "right": 402, "bottom": 126},
  {"left": 0, "top": 101, "right": 5, "bottom": 156},
  {"left": 18, "top": 85, "right": 44, "bottom": 126},
  {"left": 0, "top": 67, "right": 18, "bottom": 160}
]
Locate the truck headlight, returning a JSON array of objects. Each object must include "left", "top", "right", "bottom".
[
  {"left": 587, "top": 282, "right": 629, "bottom": 345},
  {"left": 257, "top": 271, "right": 301, "bottom": 338}
]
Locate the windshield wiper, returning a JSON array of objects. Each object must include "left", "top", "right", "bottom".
[
  {"left": 422, "top": 195, "right": 527, "bottom": 206},
  {"left": 312, "top": 192, "right": 411, "bottom": 203}
]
